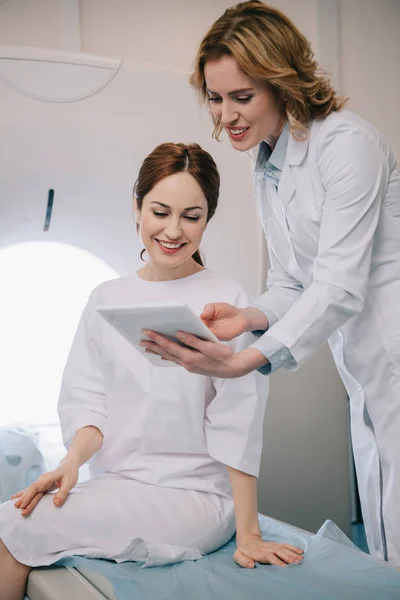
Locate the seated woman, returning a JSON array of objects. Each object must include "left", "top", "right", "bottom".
[{"left": 0, "top": 142, "right": 303, "bottom": 600}]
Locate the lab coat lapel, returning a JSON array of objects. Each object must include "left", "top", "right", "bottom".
[
  {"left": 274, "top": 132, "right": 310, "bottom": 281},
  {"left": 277, "top": 163, "right": 295, "bottom": 215},
  {"left": 278, "top": 131, "right": 309, "bottom": 214},
  {"left": 286, "top": 129, "right": 310, "bottom": 166}
]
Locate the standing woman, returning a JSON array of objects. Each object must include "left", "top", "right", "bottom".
[{"left": 142, "top": 1, "right": 400, "bottom": 567}]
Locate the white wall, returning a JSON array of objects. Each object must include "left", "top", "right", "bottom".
[
  {"left": 0, "top": 0, "right": 319, "bottom": 69},
  {"left": 2, "top": 0, "right": 397, "bottom": 535},
  {"left": 80, "top": 0, "right": 319, "bottom": 71},
  {"left": 0, "top": 0, "right": 66, "bottom": 48},
  {"left": 339, "top": 0, "right": 400, "bottom": 155}
]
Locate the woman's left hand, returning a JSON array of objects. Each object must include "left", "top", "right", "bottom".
[
  {"left": 140, "top": 331, "right": 267, "bottom": 378},
  {"left": 234, "top": 533, "right": 304, "bottom": 568}
]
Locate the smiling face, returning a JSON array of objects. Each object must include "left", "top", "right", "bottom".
[
  {"left": 136, "top": 171, "right": 208, "bottom": 280},
  {"left": 204, "top": 56, "right": 285, "bottom": 151}
]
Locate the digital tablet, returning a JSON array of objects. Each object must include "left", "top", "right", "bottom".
[{"left": 96, "top": 303, "right": 219, "bottom": 367}]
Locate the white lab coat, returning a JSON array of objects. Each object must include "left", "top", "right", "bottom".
[
  {"left": 0, "top": 270, "right": 268, "bottom": 567},
  {"left": 252, "top": 109, "right": 400, "bottom": 565}
]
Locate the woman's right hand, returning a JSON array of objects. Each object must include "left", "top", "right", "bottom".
[
  {"left": 201, "top": 303, "right": 269, "bottom": 341},
  {"left": 11, "top": 458, "right": 79, "bottom": 517}
]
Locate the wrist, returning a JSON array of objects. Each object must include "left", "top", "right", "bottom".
[
  {"left": 236, "top": 527, "right": 262, "bottom": 544},
  {"left": 242, "top": 307, "right": 269, "bottom": 332},
  {"left": 234, "top": 348, "right": 269, "bottom": 375},
  {"left": 60, "top": 455, "right": 81, "bottom": 468}
]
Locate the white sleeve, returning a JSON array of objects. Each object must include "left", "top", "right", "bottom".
[
  {"left": 251, "top": 244, "right": 304, "bottom": 322},
  {"left": 57, "top": 288, "right": 107, "bottom": 448},
  {"left": 260, "top": 122, "right": 389, "bottom": 368},
  {"left": 205, "top": 289, "right": 269, "bottom": 477}
]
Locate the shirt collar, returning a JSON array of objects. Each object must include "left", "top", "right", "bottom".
[
  {"left": 267, "top": 122, "right": 289, "bottom": 171},
  {"left": 255, "top": 121, "right": 289, "bottom": 173}
]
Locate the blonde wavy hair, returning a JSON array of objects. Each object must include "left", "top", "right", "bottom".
[{"left": 190, "top": 0, "right": 347, "bottom": 140}]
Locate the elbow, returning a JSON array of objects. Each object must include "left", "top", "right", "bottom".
[
  {"left": 321, "top": 282, "right": 366, "bottom": 320},
  {"left": 339, "top": 288, "right": 365, "bottom": 318}
]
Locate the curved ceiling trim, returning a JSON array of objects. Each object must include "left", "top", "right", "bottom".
[{"left": 0, "top": 45, "right": 122, "bottom": 102}]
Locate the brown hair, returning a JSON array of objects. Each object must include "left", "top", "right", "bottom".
[
  {"left": 133, "top": 142, "right": 220, "bottom": 266},
  {"left": 190, "top": 0, "right": 347, "bottom": 140}
]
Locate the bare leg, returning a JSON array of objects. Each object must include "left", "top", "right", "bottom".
[{"left": 0, "top": 538, "right": 32, "bottom": 600}]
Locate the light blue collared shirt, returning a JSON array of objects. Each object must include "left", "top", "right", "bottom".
[
  {"left": 257, "top": 122, "right": 290, "bottom": 187},
  {"left": 251, "top": 123, "right": 295, "bottom": 375}
]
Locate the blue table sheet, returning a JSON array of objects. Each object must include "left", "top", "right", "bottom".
[{"left": 55, "top": 515, "right": 400, "bottom": 600}]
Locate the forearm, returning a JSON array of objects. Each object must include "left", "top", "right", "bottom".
[
  {"left": 62, "top": 425, "right": 103, "bottom": 467},
  {"left": 242, "top": 307, "right": 269, "bottom": 332},
  {"left": 227, "top": 466, "right": 261, "bottom": 540}
]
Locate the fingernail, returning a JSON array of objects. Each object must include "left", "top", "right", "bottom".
[
  {"left": 176, "top": 332, "right": 185, "bottom": 340},
  {"left": 55, "top": 497, "right": 62, "bottom": 506}
]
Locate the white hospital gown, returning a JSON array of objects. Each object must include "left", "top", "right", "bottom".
[{"left": 0, "top": 269, "right": 268, "bottom": 567}]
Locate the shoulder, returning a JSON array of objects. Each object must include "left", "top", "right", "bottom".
[
  {"left": 308, "top": 110, "right": 394, "bottom": 170},
  {"left": 86, "top": 273, "right": 137, "bottom": 305},
  {"left": 310, "top": 109, "right": 389, "bottom": 149}
]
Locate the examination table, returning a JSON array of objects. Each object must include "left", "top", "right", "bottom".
[{"left": 25, "top": 514, "right": 400, "bottom": 600}]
